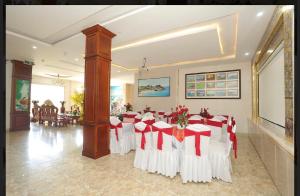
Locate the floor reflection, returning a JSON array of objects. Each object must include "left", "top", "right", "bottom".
[{"left": 26, "top": 123, "right": 83, "bottom": 161}]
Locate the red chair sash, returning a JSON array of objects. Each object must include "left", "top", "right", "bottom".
[
  {"left": 134, "top": 125, "right": 151, "bottom": 149},
  {"left": 201, "top": 119, "right": 223, "bottom": 128},
  {"left": 188, "top": 119, "right": 202, "bottom": 124},
  {"left": 227, "top": 124, "right": 237, "bottom": 158},
  {"left": 184, "top": 128, "right": 211, "bottom": 156},
  {"left": 152, "top": 126, "right": 173, "bottom": 150},
  {"left": 164, "top": 114, "right": 172, "bottom": 123},
  {"left": 158, "top": 112, "right": 165, "bottom": 115},
  {"left": 123, "top": 114, "right": 137, "bottom": 118},
  {"left": 110, "top": 122, "right": 122, "bottom": 142},
  {"left": 142, "top": 119, "right": 155, "bottom": 125},
  {"left": 134, "top": 118, "right": 141, "bottom": 123}
]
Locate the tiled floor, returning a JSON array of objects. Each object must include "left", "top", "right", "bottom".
[{"left": 6, "top": 123, "right": 279, "bottom": 195}]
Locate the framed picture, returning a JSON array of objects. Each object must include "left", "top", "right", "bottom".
[
  {"left": 138, "top": 77, "right": 170, "bottom": 97},
  {"left": 185, "top": 69, "right": 241, "bottom": 99},
  {"left": 15, "top": 79, "right": 30, "bottom": 111}
]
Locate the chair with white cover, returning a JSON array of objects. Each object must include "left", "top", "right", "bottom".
[
  {"left": 157, "top": 111, "right": 165, "bottom": 121},
  {"left": 208, "top": 133, "right": 233, "bottom": 183},
  {"left": 148, "top": 121, "right": 179, "bottom": 178},
  {"left": 180, "top": 124, "right": 212, "bottom": 183},
  {"left": 188, "top": 115, "right": 203, "bottom": 124},
  {"left": 142, "top": 113, "right": 155, "bottom": 125},
  {"left": 163, "top": 112, "right": 172, "bottom": 123},
  {"left": 123, "top": 111, "right": 138, "bottom": 123},
  {"left": 204, "top": 117, "right": 223, "bottom": 141},
  {"left": 134, "top": 113, "right": 142, "bottom": 123},
  {"left": 134, "top": 121, "right": 153, "bottom": 171},
  {"left": 110, "top": 116, "right": 134, "bottom": 155}
]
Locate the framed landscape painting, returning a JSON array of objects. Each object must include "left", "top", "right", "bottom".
[
  {"left": 185, "top": 69, "right": 241, "bottom": 99},
  {"left": 138, "top": 77, "right": 170, "bottom": 97}
]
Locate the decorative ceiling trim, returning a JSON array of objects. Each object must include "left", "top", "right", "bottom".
[
  {"left": 6, "top": 6, "right": 154, "bottom": 46},
  {"left": 116, "top": 13, "right": 238, "bottom": 70},
  {"left": 111, "top": 23, "right": 222, "bottom": 52}
]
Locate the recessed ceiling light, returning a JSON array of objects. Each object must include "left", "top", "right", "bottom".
[
  {"left": 281, "top": 5, "right": 293, "bottom": 12},
  {"left": 244, "top": 52, "right": 250, "bottom": 56},
  {"left": 32, "top": 46, "right": 37, "bottom": 49},
  {"left": 74, "top": 58, "right": 79, "bottom": 61},
  {"left": 267, "top": 49, "right": 274, "bottom": 53},
  {"left": 256, "top": 12, "right": 264, "bottom": 17},
  {"left": 117, "top": 70, "right": 121, "bottom": 73}
]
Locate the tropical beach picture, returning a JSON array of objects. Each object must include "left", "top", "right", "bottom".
[{"left": 138, "top": 77, "right": 170, "bottom": 97}]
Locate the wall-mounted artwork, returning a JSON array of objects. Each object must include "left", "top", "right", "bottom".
[
  {"left": 185, "top": 69, "right": 241, "bottom": 99},
  {"left": 138, "top": 77, "right": 170, "bottom": 97},
  {"left": 15, "top": 79, "right": 30, "bottom": 111}
]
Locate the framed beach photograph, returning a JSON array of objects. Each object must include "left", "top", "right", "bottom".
[
  {"left": 185, "top": 69, "right": 240, "bottom": 99},
  {"left": 138, "top": 77, "right": 170, "bottom": 97}
]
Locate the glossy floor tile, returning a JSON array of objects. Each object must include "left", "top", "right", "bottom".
[{"left": 6, "top": 123, "right": 279, "bottom": 196}]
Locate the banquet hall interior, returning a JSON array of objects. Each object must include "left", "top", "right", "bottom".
[{"left": 5, "top": 5, "right": 294, "bottom": 195}]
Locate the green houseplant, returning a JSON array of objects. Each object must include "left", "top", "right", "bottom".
[{"left": 71, "top": 91, "right": 84, "bottom": 122}]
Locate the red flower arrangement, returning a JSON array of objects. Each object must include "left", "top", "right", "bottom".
[{"left": 174, "top": 105, "right": 189, "bottom": 128}]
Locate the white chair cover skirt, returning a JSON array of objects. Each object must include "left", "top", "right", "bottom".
[
  {"left": 148, "top": 121, "right": 179, "bottom": 178},
  {"left": 180, "top": 124, "right": 212, "bottom": 183},
  {"left": 133, "top": 122, "right": 153, "bottom": 171}
]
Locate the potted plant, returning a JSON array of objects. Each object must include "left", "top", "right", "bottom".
[
  {"left": 71, "top": 91, "right": 84, "bottom": 123},
  {"left": 124, "top": 102, "right": 133, "bottom": 112}
]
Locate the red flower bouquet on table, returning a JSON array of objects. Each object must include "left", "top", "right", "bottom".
[{"left": 175, "top": 105, "right": 189, "bottom": 128}]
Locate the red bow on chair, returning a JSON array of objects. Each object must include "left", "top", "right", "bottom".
[
  {"left": 158, "top": 111, "right": 165, "bottom": 115},
  {"left": 188, "top": 119, "right": 202, "bottom": 124},
  {"left": 134, "top": 118, "right": 141, "bottom": 123},
  {"left": 134, "top": 125, "right": 151, "bottom": 149},
  {"left": 142, "top": 119, "right": 155, "bottom": 125},
  {"left": 227, "top": 122, "right": 237, "bottom": 158},
  {"left": 152, "top": 125, "right": 173, "bottom": 150},
  {"left": 110, "top": 122, "right": 122, "bottom": 142},
  {"left": 184, "top": 128, "right": 211, "bottom": 156}
]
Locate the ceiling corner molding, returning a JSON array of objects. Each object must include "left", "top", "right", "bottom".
[{"left": 6, "top": 30, "right": 52, "bottom": 47}]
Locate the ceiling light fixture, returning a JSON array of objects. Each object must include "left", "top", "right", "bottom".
[
  {"left": 32, "top": 46, "right": 37, "bottom": 49},
  {"left": 74, "top": 58, "right": 79, "bottom": 61},
  {"left": 117, "top": 70, "right": 121, "bottom": 73},
  {"left": 281, "top": 5, "right": 293, "bottom": 12},
  {"left": 256, "top": 12, "right": 264, "bottom": 17},
  {"left": 112, "top": 23, "right": 218, "bottom": 52},
  {"left": 244, "top": 52, "right": 250, "bottom": 56},
  {"left": 267, "top": 49, "right": 274, "bottom": 53}
]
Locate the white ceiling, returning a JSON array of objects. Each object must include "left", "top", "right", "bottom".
[{"left": 6, "top": 5, "right": 276, "bottom": 83}]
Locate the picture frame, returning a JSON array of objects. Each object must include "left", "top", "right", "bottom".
[
  {"left": 185, "top": 69, "right": 241, "bottom": 99},
  {"left": 138, "top": 77, "right": 170, "bottom": 97}
]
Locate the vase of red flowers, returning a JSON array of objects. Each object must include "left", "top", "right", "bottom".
[{"left": 175, "top": 105, "right": 189, "bottom": 128}]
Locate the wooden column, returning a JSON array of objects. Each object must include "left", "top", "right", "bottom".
[
  {"left": 10, "top": 60, "right": 33, "bottom": 131},
  {"left": 82, "top": 25, "right": 115, "bottom": 159}
]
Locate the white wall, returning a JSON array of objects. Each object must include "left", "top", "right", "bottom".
[
  {"left": 133, "top": 66, "right": 178, "bottom": 112},
  {"left": 6, "top": 61, "right": 13, "bottom": 131},
  {"left": 178, "top": 62, "right": 252, "bottom": 133},
  {"left": 133, "top": 61, "right": 252, "bottom": 133}
]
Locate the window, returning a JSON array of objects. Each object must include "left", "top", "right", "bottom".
[{"left": 31, "top": 83, "right": 64, "bottom": 110}]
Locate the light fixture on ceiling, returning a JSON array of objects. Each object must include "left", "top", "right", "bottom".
[
  {"left": 281, "top": 5, "right": 293, "bottom": 12},
  {"left": 32, "top": 46, "right": 37, "bottom": 49},
  {"left": 244, "top": 52, "right": 250, "bottom": 56},
  {"left": 117, "top": 70, "right": 121, "bottom": 73},
  {"left": 267, "top": 49, "right": 274, "bottom": 54},
  {"left": 74, "top": 58, "right": 79, "bottom": 61},
  {"left": 46, "top": 73, "right": 71, "bottom": 86},
  {"left": 138, "top": 57, "right": 149, "bottom": 76},
  {"left": 256, "top": 12, "right": 264, "bottom": 17}
]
